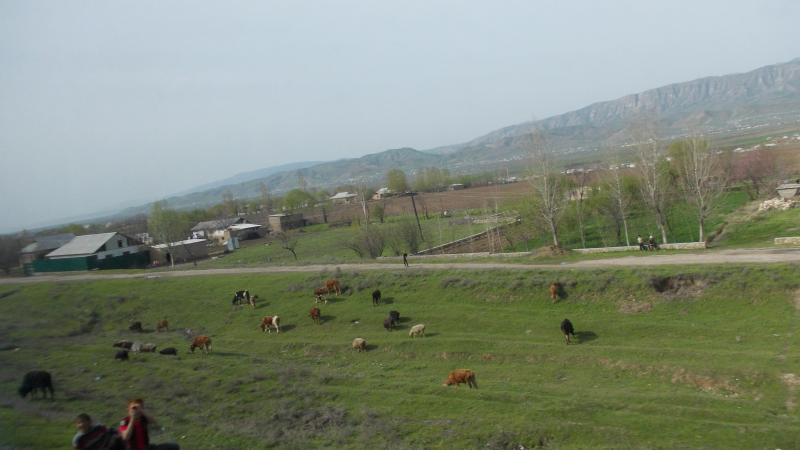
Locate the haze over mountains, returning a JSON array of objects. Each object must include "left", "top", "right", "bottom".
[{"left": 122, "top": 57, "right": 800, "bottom": 215}]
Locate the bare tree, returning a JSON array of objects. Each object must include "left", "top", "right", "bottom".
[
  {"left": 669, "top": 137, "right": 727, "bottom": 242},
  {"left": 528, "top": 131, "right": 566, "bottom": 248},
  {"left": 635, "top": 138, "right": 670, "bottom": 244},
  {"left": 570, "top": 170, "right": 592, "bottom": 248},
  {"left": 275, "top": 231, "right": 298, "bottom": 260},
  {"left": 607, "top": 166, "right": 633, "bottom": 246}
]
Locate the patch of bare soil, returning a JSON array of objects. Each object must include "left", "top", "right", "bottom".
[
  {"left": 617, "top": 296, "right": 653, "bottom": 314},
  {"left": 598, "top": 358, "right": 739, "bottom": 396},
  {"left": 648, "top": 274, "right": 710, "bottom": 298},
  {"left": 781, "top": 373, "right": 800, "bottom": 411}
]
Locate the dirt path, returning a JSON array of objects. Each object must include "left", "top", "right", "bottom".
[{"left": 2, "top": 248, "right": 799, "bottom": 285}]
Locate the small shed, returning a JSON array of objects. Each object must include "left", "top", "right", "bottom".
[
  {"left": 226, "top": 223, "right": 264, "bottom": 241},
  {"left": 150, "top": 239, "right": 208, "bottom": 265},
  {"left": 34, "top": 232, "right": 148, "bottom": 272},
  {"left": 372, "top": 187, "right": 393, "bottom": 200},
  {"left": 448, "top": 183, "right": 465, "bottom": 191},
  {"left": 268, "top": 213, "right": 306, "bottom": 233},
  {"left": 776, "top": 182, "right": 800, "bottom": 200}
]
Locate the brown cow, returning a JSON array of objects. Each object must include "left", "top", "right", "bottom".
[
  {"left": 325, "top": 279, "right": 342, "bottom": 296},
  {"left": 189, "top": 335, "right": 212, "bottom": 354},
  {"left": 443, "top": 369, "right": 478, "bottom": 389},
  {"left": 549, "top": 282, "right": 562, "bottom": 302},
  {"left": 314, "top": 287, "right": 328, "bottom": 304},
  {"left": 156, "top": 319, "right": 169, "bottom": 332},
  {"left": 260, "top": 315, "right": 281, "bottom": 334},
  {"left": 309, "top": 307, "right": 321, "bottom": 325}
]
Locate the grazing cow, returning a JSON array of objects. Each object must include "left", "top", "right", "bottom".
[
  {"left": 314, "top": 287, "right": 328, "bottom": 304},
  {"left": 190, "top": 335, "right": 212, "bottom": 354},
  {"left": 260, "top": 316, "right": 281, "bottom": 334},
  {"left": 309, "top": 307, "right": 321, "bottom": 325},
  {"left": 233, "top": 290, "right": 254, "bottom": 307},
  {"left": 18, "top": 371, "right": 54, "bottom": 399},
  {"left": 156, "top": 319, "right": 169, "bottom": 332},
  {"left": 113, "top": 340, "right": 133, "bottom": 349},
  {"left": 549, "top": 282, "right": 562, "bottom": 302},
  {"left": 115, "top": 350, "right": 129, "bottom": 361},
  {"left": 372, "top": 289, "right": 381, "bottom": 306},
  {"left": 352, "top": 337, "right": 367, "bottom": 352},
  {"left": 409, "top": 324, "right": 425, "bottom": 338},
  {"left": 131, "top": 342, "right": 157, "bottom": 353},
  {"left": 325, "top": 279, "right": 342, "bottom": 296},
  {"left": 443, "top": 369, "right": 478, "bottom": 389},
  {"left": 129, "top": 321, "right": 143, "bottom": 332},
  {"left": 159, "top": 347, "right": 178, "bottom": 356},
  {"left": 389, "top": 310, "right": 400, "bottom": 326},
  {"left": 383, "top": 317, "right": 394, "bottom": 331},
  {"left": 560, "top": 319, "right": 575, "bottom": 344}
]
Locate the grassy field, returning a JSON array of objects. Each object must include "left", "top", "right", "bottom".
[
  {"left": 198, "top": 217, "right": 490, "bottom": 268},
  {"left": 2, "top": 265, "right": 800, "bottom": 449}
]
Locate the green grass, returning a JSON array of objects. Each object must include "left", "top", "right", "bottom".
[
  {"left": 715, "top": 208, "right": 800, "bottom": 248},
  {"left": 198, "top": 216, "right": 489, "bottom": 268},
  {"left": 2, "top": 265, "right": 800, "bottom": 449}
]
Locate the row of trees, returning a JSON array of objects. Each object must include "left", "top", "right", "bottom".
[{"left": 527, "top": 130, "right": 781, "bottom": 249}]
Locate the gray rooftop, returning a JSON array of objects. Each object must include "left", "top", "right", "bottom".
[
  {"left": 20, "top": 233, "right": 75, "bottom": 254},
  {"left": 46, "top": 232, "right": 119, "bottom": 258},
  {"left": 191, "top": 217, "right": 245, "bottom": 231}
]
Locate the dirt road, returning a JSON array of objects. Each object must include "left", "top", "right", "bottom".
[{"left": 2, "top": 248, "right": 798, "bottom": 285}]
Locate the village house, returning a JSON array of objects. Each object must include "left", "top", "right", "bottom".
[
  {"left": 225, "top": 223, "right": 265, "bottom": 242},
  {"left": 33, "top": 232, "right": 148, "bottom": 272},
  {"left": 372, "top": 187, "right": 394, "bottom": 200},
  {"left": 150, "top": 238, "right": 209, "bottom": 265},
  {"left": 190, "top": 217, "right": 249, "bottom": 241},
  {"left": 19, "top": 233, "right": 75, "bottom": 266},
  {"left": 329, "top": 192, "right": 358, "bottom": 205}
]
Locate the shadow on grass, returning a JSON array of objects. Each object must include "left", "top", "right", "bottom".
[
  {"left": 210, "top": 351, "right": 246, "bottom": 357},
  {"left": 320, "top": 315, "right": 336, "bottom": 323},
  {"left": 575, "top": 331, "right": 597, "bottom": 343},
  {"left": 378, "top": 297, "right": 395, "bottom": 305},
  {"left": 279, "top": 324, "right": 296, "bottom": 333},
  {"left": 364, "top": 344, "right": 379, "bottom": 351}
]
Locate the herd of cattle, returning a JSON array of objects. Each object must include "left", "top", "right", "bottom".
[{"left": 18, "top": 280, "right": 579, "bottom": 398}]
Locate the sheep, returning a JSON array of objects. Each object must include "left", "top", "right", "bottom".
[
  {"left": 352, "top": 338, "right": 367, "bottom": 352},
  {"left": 409, "top": 324, "right": 426, "bottom": 338}
]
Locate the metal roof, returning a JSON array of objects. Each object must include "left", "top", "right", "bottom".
[
  {"left": 152, "top": 238, "right": 207, "bottom": 249},
  {"left": 20, "top": 233, "right": 76, "bottom": 254},
  {"left": 228, "top": 223, "right": 262, "bottom": 230},
  {"left": 191, "top": 217, "right": 245, "bottom": 231},
  {"left": 330, "top": 192, "right": 357, "bottom": 199},
  {"left": 46, "top": 233, "right": 119, "bottom": 258}
]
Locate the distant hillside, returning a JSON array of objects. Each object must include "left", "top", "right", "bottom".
[
  {"left": 123, "top": 57, "right": 800, "bottom": 213},
  {"left": 434, "top": 57, "right": 800, "bottom": 160},
  {"left": 172, "top": 160, "right": 324, "bottom": 196}
]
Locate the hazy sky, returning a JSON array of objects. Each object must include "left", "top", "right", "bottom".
[{"left": 1, "top": 1, "right": 798, "bottom": 232}]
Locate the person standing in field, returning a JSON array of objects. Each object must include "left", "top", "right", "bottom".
[
  {"left": 403, "top": 253, "right": 409, "bottom": 267},
  {"left": 118, "top": 399, "right": 179, "bottom": 450}
]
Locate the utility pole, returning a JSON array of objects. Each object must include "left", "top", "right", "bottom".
[{"left": 409, "top": 192, "right": 424, "bottom": 241}]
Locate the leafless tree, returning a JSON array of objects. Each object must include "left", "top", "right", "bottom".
[
  {"left": 528, "top": 131, "right": 566, "bottom": 248},
  {"left": 607, "top": 166, "right": 632, "bottom": 246},
  {"left": 275, "top": 231, "right": 298, "bottom": 260},
  {"left": 635, "top": 137, "right": 670, "bottom": 244},
  {"left": 669, "top": 137, "right": 727, "bottom": 242},
  {"left": 344, "top": 227, "right": 385, "bottom": 259}
]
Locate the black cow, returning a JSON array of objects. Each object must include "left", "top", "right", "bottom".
[
  {"left": 372, "top": 289, "right": 382, "bottom": 306},
  {"left": 113, "top": 340, "right": 133, "bottom": 349},
  {"left": 383, "top": 317, "right": 394, "bottom": 331},
  {"left": 115, "top": 350, "right": 129, "bottom": 361},
  {"left": 159, "top": 347, "right": 178, "bottom": 356},
  {"left": 232, "top": 290, "right": 254, "bottom": 308},
  {"left": 128, "top": 322, "right": 143, "bottom": 332},
  {"left": 18, "top": 371, "right": 54, "bottom": 399},
  {"left": 389, "top": 310, "right": 400, "bottom": 326},
  {"left": 560, "top": 319, "right": 575, "bottom": 344}
]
